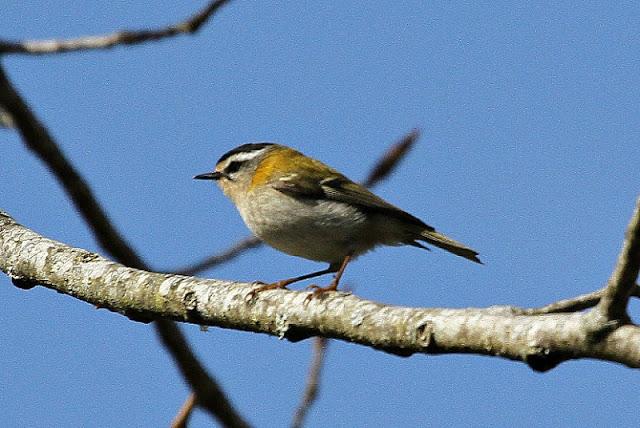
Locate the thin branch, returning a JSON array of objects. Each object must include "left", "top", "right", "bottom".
[
  {"left": 291, "top": 338, "right": 328, "bottom": 428},
  {"left": 171, "top": 393, "right": 197, "bottom": 428},
  {"left": 3, "top": 210, "right": 640, "bottom": 372},
  {"left": 157, "top": 321, "right": 250, "bottom": 428},
  {"left": 500, "top": 284, "right": 640, "bottom": 316},
  {"left": 362, "top": 129, "right": 420, "bottom": 188},
  {"left": 172, "top": 236, "right": 262, "bottom": 276},
  {"left": 0, "top": 65, "right": 144, "bottom": 267},
  {"left": 0, "top": 0, "right": 232, "bottom": 55},
  {"left": 594, "top": 197, "right": 640, "bottom": 323},
  {"left": 0, "top": 65, "right": 247, "bottom": 428}
]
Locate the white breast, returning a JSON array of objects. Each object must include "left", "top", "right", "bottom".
[{"left": 235, "top": 187, "right": 377, "bottom": 264}]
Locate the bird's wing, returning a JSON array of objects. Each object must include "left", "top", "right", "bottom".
[{"left": 272, "top": 172, "right": 431, "bottom": 230}]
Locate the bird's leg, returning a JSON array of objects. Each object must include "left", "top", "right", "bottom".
[
  {"left": 305, "top": 255, "right": 352, "bottom": 301},
  {"left": 248, "top": 265, "right": 338, "bottom": 297}
]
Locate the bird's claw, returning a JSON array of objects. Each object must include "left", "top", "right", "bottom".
[
  {"left": 303, "top": 283, "right": 338, "bottom": 304},
  {"left": 245, "top": 280, "right": 288, "bottom": 301}
]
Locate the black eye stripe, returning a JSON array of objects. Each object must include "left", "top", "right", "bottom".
[{"left": 225, "top": 161, "right": 243, "bottom": 174}]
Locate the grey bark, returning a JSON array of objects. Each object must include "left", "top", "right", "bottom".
[{"left": 3, "top": 210, "right": 639, "bottom": 371}]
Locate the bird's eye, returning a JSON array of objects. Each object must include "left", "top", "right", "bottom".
[{"left": 225, "top": 161, "right": 243, "bottom": 174}]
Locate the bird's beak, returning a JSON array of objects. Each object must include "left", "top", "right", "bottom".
[{"left": 193, "top": 171, "right": 225, "bottom": 181}]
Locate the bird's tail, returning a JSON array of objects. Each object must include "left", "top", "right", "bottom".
[{"left": 419, "top": 229, "right": 482, "bottom": 264}]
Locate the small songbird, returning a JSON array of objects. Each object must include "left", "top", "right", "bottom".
[{"left": 194, "top": 143, "right": 480, "bottom": 296}]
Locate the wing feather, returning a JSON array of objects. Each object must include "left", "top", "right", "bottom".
[{"left": 272, "top": 172, "right": 432, "bottom": 230}]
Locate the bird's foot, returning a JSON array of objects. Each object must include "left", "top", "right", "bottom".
[
  {"left": 303, "top": 282, "right": 338, "bottom": 304},
  {"left": 246, "top": 280, "right": 289, "bottom": 301}
]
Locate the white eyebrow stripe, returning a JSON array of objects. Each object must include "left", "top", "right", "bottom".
[{"left": 228, "top": 149, "right": 266, "bottom": 163}]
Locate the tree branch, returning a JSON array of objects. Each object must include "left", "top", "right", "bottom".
[
  {"left": 0, "top": 64, "right": 145, "bottom": 267},
  {"left": 0, "top": 0, "right": 232, "bottom": 55},
  {"left": 171, "top": 236, "right": 262, "bottom": 276},
  {"left": 291, "top": 338, "right": 328, "bottom": 428},
  {"left": 362, "top": 129, "right": 419, "bottom": 188},
  {"left": 594, "top": 197, "right": 640, "bottom": 324},
  {"left": 2, "top": 3, "right": 243, "bottom": 425},
  {"left": 0, "top": 64, "right": 247, "bottom": 427},
  {"left": 157, "top": 321, "right": 250, "bottom": 428},
  {"left": 171, "top": 393, "right": 197, "bottom": 428},
  {"left": 492, "top": 284, "right": 640, "bottom": 316},
  {"left": 3, "top": 210, "right": 640, "bottom": 372}
]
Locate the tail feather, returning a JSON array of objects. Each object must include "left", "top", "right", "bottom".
[{"left": 419, "top": 230, "right": 482, "bottom": 264}]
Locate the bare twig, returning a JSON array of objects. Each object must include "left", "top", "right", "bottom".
[
  {"left": 0, "top": 65, "right": 247, "bottom": 428},
  {"left": 158, "top": 321, "right": 250, "bottom": 428},
  {"left": 0, "top": 65, "right": 145, "bottom": 267},
  {"left": 173, "top": 236, "right": 262, "bottom": 276},
  {"left": 291, "top": 338, "right": 328, "bottom": 428},
  {"left": 494, "top": 284, "right": 640, "bottom": 316},
  {"left": 171, "top": 393, "right": 197, "bottom": 428},
  {"left": 363, "top": 129, "right": 420, "bottom": 188},
  {"left": 0, "top": 0, "right": 232, "bottom": 55},
  {"left": 596, "top": 197, "right": 640, "bottom": 322}
]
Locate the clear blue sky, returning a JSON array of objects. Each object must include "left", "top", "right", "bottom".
[{"left": 2, "top": 2, "right": 640, "bottom": 427}]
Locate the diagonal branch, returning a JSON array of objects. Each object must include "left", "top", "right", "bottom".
[
  {"left": 0, "top": 64, "right": 144, "bottom": 267},
  {"left": 0, "top": 64, "right": 248, "bottom": 428},
  {"left": 494, "top": 284, "right": 640, "bottom": 316},
  {"left": 171, "top": 393, "right": 197, "bottom": 428},
  {"left": 157, "top": 320, "right": 250, "bottom": 428},
  {"left": 0, "top": 0, "right": 232, "bottom": 55},
  {"left": 3, "top": 210, "right": 640, "bottom": 372},
  {"left": 172, "top": 236, "right": 262, "bottom": 276},
  {"left": 291, "top": 338, "right": 328, "bottom": 428},
  {"left": 596, "top": 197, "right": 640, "bottom": 323},
  {"left": 0, "top": 59, "right": 419, "bottom": 428},
  {"left": 362, "top": 129, "right": 420, "bottom": 188}
]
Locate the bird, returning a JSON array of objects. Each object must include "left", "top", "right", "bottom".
[{"left": 194, "top": 143, "right": 480, "bottom": 297}]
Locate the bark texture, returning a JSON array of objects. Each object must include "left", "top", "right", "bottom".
[{"left": 2, "top": 210, "right": 639, "bottom": 371}]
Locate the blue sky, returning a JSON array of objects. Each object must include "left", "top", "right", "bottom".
[{"left": 2, "top": 1, "right": 640, "bottom": 427}]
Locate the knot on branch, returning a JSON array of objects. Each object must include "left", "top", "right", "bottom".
[
  {"left": 182, "top": 291, "right": 205, "bottom": 324},
  {"left": 415, "top": 321, "right": 434, "bottom": 349},
  {"left": 523, "top": 347, "right": 569, "bottom": 372},
  {"left": 11, "top": 276, "right": 38, "bottom": 290}
]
